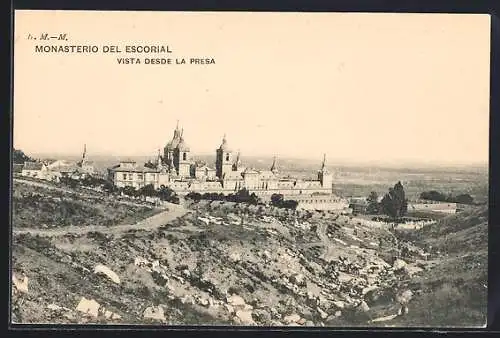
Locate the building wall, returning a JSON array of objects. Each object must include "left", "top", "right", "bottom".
[
  {"left": 21, "top": 169, "right": 44, "bottom": 178},
  {"left": 216, "top": 149, "right": 233, "bottom": 179},
  {"left": 178, "top": 163, "right": 190, "bottom": 178},
  {"left": 112, "top": 170, "right": 159, "bottom": 189},
  {"left": 297, "top": 201, "right": 349, "bottom": 211},
  {"left": 407, "top": 202, "right": 457, "bottom": 213}
]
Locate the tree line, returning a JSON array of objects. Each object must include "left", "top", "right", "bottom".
[
  {"left": 185, "top": 190, "right": 300, "bottom": 210},
  {"left": 13, "top": 149, "right": 36, "bottom": 164},
  {"left": 356, "top": 181, "right": 409, "bottom": 219},
  {"left": 419, "top": 190, "right": 474, "bottom": 205},
  {"left": 59, "top": 177, "right": 180, "bottom": 204},
  {"left": 270, "top": 194, "right": 299, "bottom": 210},
  {"left": 185, "top": 188, "right": 261, "bottom": 205},
  {"left": 358, "top": 182, "right": 476, "bottom": 219}
]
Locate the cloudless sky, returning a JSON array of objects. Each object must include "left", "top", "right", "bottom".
[{"left": 14, "top": 11, "right": 490, "bottom": 165}]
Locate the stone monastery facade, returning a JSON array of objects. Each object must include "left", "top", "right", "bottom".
[{"left": 108, "top": 123, "right": 336, "bottom": 202}]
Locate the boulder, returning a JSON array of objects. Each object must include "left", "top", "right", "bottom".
[
  {"left": 143, "top": 306, "right": 165, "bottom": 321},
  {"left": 198, "top": 297, "right": 209, "bottom": 307},
  {"left": 362, "top": 285, "right": 379, "bottom": 295},
  {"left": 94, "top": 264, "right": 121, "bottom": 284},
  {"left": 392, "top": 259, "right": 408, "bottom": 271},
  {"left": 47, "top": 304, "right": 64, "bottom": 311},
  {"left": 403, "top": 265, "right": 423, "bottom": 277},
  {"left": 332, "top": 301, "right": 345, "bottom": 309},
  {"left": 357, "top": 300, "right": 370, "bottom": 312},
  {"left": 235, "top": 310, "right": 255, "bottom": 325},
  {"left": 227, "top": 295, "right": 246, "bottom": 307},
  {"left": 224, "top": 304, "right": 235, "bottom": 314},
  {"left": 317, "top": 307, "right": 328, "bottom": 319},
  {"left": 229, "top": 252, "right": 241, "bottom": 263},
  {"left": 396, "top": 290, "right": 413, "bottom": 305},
  {"left": 12, "top": 274, "right": 29, "bottom": 294},
  {"left": 289, "top": 273, "right": 306, "bottom": 286},
  {"left": 104, "top": 310, "right": 122, "bottom": 320},
  {"left": 283, "top": 313, "right": 301, "bottom": 324},
  {"left": 76, "top": 297, "right": 100, "bottom": 318}
]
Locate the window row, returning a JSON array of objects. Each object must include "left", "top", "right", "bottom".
[{"left": 121, "top": 173, "right": 157, "bottom": 181}]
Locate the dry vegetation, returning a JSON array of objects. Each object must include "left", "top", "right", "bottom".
[
  {"left": 12, "top": 181, "right": 162, "bottom": 228},
  {"left": 10, "top": 176, "right": 487, "bottom": 327}
]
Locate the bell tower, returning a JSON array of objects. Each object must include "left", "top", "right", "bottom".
[
  {"left": 175, "top": 128, "right": 191, "bottom": 178},
  {"left": 318, "top": 154, "right": 333, "bottom": 191},
  {"left": 216, "top": 134, "right": 233, "bottom": 179}
]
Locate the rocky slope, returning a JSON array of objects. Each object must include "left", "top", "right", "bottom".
[{"left": 11, "top": 184, "right": 487, "bottom": 327}]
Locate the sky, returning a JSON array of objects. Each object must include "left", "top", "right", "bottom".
[{"left": 13, "top": 11, "right": 490, "bottom": 165}]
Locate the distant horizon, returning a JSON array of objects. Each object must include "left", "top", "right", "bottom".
[{"left": 20, "top": 148, "right": 488, "bottom": 170}]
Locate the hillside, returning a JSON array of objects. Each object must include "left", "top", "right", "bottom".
[
  {"left": 11, "top": 180, "right": 487, "bottom": 327},
  {"left": 390, "top": 207, "right": 488, "bottom": 327}
]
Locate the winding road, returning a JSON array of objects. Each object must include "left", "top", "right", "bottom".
[{"left": 13, "top": 178, "right": 189, "bottom": 238}]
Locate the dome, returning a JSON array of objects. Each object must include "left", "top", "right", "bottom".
[
  {"left": 219, "top": 135, "right": 231, "bottom": 152},
  {"left": 177, "top": 137, "right": 190, "bottom": 151},
  {"left": 164, "top": 141, "right": 173, "bottom": 151}
]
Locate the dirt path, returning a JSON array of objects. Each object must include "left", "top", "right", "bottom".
[{"left": 12, "top": 206, "right": 188, "bottom": 238}]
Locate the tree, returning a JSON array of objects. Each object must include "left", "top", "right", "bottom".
[
  {"left": 185, "top": 192, "right": 202, "bottom": 202},
  {"left": 60, "top": 176, "right": 79, "bottom": 189},
  {"left": 158, "top": 186, "right": 174, "bottom": 199},
  {"left": 249, "top": 193, "right": 260, "bottom": 205},
  {"left": 158, "top": 186, "right": 180, "bottom": 204},
  {"left": 13, "top": 149, "right": 35, "bottom": 164},
  {"left": 381, "top": 192, "right": 397, "bottom": 218},
  {"left": 393, "top": 181, "right": 408, "bottom": 217},
  {"left": 454, "top": 193, "right": 474, "bottom": 205},
  {"left": 138, "top": 184, "right": 158, "bottom": 197},
  {"left": 122, "top": 186, "right": 138, "bottom": 197},
  {"left": 366, "top": 191, "right": 380, "bottom": 214},
  {"left": 381, "top": 181, "right": 408, "bottom": 219},
  {"left": 271, "top": 194, "right": 284, "bottom": 206},
  {"left": 101, "top": 180, "right": 116, "bottom": 193},
  {"left": 281, "top": 200, "right": 298, "bottom": 210},
  {"left": 420, "top": 190, "right": 447, "bottom": 202}
]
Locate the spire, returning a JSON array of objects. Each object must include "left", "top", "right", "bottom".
[
  {"left": 157, "top": 148, "right": 162, "bottom": 167},
  {"left": 321, "top": 154, "right": 329, "bottom": 173},
  {"left": 181, "top": 128, "right": 184, "bottom": 139},
  {"left": 83, "top": 144, "right": 87, "bottom": 159},
  {"left": 172, "top": 121, "right": 181, "bottom": 140},
  {"left": 233, "top": 150, "right": 241, "bottom": 171},
  {"left": 271, "top": 156, "right": 278, "bottom": 172}
]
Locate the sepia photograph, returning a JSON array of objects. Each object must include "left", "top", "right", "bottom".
[{"left": 11, "top": 10, "right": 490, "bottom": 327}]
